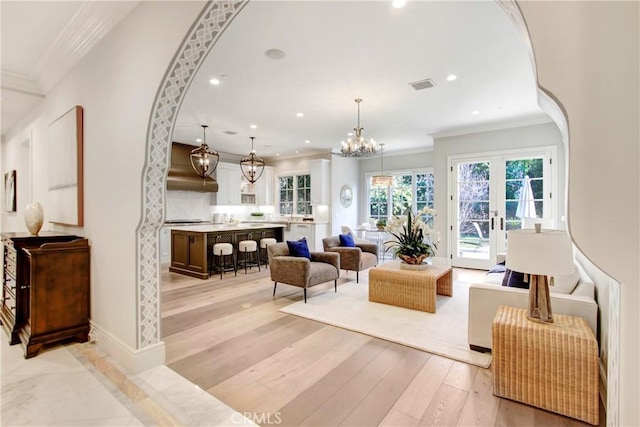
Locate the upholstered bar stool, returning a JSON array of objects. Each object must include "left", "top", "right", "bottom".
[
  {"left": 238, "top": 234, "right": 261, "bottom": 274},
  {"left": 260, "top": 237, "right": 277, "bottom": 269},
  {"left": 211, "top": 239, "right": 236, "bottom": 279}
]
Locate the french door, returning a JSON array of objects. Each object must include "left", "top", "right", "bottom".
[{"left": 450, "top": 149, "right": 555, "bottom": 269}]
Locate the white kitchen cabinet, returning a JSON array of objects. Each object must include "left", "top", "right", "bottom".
[
  {"left": 309, "top": 159, "right": 330, "bottom": 205},
  {"left": 255, "top": 166, "right": 274, "bottom": 206},
  {"left": 215, "top": 162, "right": 241, "bottom": 205},
  {"left": 285, "top": 223, "right": 328, "bottom": 252}
]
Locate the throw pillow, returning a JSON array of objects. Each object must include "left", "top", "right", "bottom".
[
  {"left": 488, "top": 263, "right": 507, "bottom": 274},
  {"left": 501, "top": 268, "right": 529, "bottom": 289},
  {"left": 287, "top": 237, "right": 311, "bottom": 259},
  {"left": 548, "top": 265, "right": 581, "bottom": 294},
  {"left": 339, "top": 233, "right": 356, "bottom": 247}
]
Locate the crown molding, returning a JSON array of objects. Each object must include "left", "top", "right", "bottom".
[
  {"left": 33, "top": 1, "right": 140, "bottom": 92},
  {"left": 0, "top": 71, "right": 44, "bottom": 97}
]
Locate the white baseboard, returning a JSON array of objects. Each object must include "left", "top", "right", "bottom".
[{"left": 90, "top": 320, "right": 165, "bottom": 374}]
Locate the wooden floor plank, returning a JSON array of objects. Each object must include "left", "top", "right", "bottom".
[
  {"left": 276, "top": 338, "right": 387, "bottom": 427},
  {"left": 160, "top": 265, "right": 605, "bottom": 427},
  {"left": 443, "top": 360, "right": 479, "bottom": 392},
  {"left": 340, "top": 348, "right": 430, "bottom": 426},
  {"left": 299, "top": 342, "right": 413, "bottom": 426},
  {"left": 456, "top": 368, "right": 500, "bottom": 426},
  {"left": 418, "top": 383, "right": 468, "bottom": 426},
  {"left": 494, "top": 399, "right": 536, "bottom": 427},
  {"left": 391, "top": 354, "right": 454, "bottom": 419}
]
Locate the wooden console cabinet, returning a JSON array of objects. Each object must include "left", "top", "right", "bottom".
[{"left": 1, "top": 232, "right": 90, "bottom": 358}]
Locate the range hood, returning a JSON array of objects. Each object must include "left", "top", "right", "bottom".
[{"left": 167, "top": 142, "right": 218, "bottom": 192}]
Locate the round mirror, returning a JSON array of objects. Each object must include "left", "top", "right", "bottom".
[{"left": 340, "top": 185, "right": 353, "bottom": 208}]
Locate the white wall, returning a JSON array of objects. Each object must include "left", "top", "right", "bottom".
[
  {"left": 330, "top": 156, "right": 360, "bottom": 236},
  {"left": 518, "top": 2, "right": 639, "bottom": 425},
  {"left": 433, "top": 122, "right": 563, "bottom": 257},
  {"left": 1, "top": 1, "right": 205, "bottom": 370}
]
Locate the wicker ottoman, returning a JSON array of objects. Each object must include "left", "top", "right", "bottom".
[
  {"left": 368, "top": 261, "right": 452, "bottom": 313},
  {"left": 492, "top": 306, "right": 599, "bottom": 425}
]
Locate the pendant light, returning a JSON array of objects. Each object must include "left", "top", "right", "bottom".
[
  {"left": 190, "top": 125, "right": 219, "bottom": 184},
  {"left": 339, "top": 98, "right": 379, "bottom": 158},
  {"left": 372, "top": 143, "right": 393, "bottom": 187},
  {"left": 240, "top": 136, "right": 265, "bottom": 184}
]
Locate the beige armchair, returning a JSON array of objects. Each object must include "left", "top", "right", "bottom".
[
  {"left": 322, "top": 236, "right": 378, "bottom": 283},
  {"left": 268, "top": 242, "right": 340, "bottom": 303}
]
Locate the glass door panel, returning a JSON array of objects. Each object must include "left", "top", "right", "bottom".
[{"left": 452, "top": 161, "right": 493, "bottom": 269}]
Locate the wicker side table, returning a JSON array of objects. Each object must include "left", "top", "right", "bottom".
[
  {"left": 492, "top": 306, "right": 599, "bottom": 425},
  {"left": 368, "top": 261, "right": 452, "bottom": 313}
]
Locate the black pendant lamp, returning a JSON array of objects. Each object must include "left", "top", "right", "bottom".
[
  {"left": 240, "top": 136, "right": 265, "bottom": 184},
  {"left": 190, "top": 125, "right": 219, "bottom": 184}
]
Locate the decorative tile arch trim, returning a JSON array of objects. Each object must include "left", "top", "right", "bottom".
[{"left": 136, "top": 0, "right": 247, "bottom": 348}]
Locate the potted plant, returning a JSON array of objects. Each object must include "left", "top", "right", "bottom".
[
  {"left": 376, "top": 219, "right": 386, "bottom": 230},
  {"left": 385, "top": 207, "right": 439, "bottom": 268}
]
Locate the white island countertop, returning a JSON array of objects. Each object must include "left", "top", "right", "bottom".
[{"left": 168, "top": 223, "right": 287, "bottom": 232}]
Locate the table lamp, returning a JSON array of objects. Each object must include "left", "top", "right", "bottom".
[{"left": 506, "top": 227, "right": 574, "bottom": 323}]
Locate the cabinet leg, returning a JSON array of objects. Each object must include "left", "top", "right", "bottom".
[{"left": 25, "top": 343, "right": 43, "bottom": 359}]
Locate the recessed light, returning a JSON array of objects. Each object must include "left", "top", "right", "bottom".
[
  {"left": 250, "top": 124, "right": 257, "bottom": 129},
  {"left": 472, "top": 110, "right": 480, "bottom": 116},
  {"left": 446, "top": 74, "right": 457, "bottom": 81},
  {"left": 392, "top": 0, "right": 407, "bottom": 8},
  {"left": 305, "top": 140, "right": 310, "bottom": 144},
  {"left": 296, "top": 112, "right": 304, "bottom": 118},
  {"left": 196, "top": 138, "right": 202, "bottom": 142},
  {"left": 295, "top": 151, "right": 299, "bottom": 154},
  {"left": 276, "top": 153, "right": 280, "bottom": 156},
  {"left": 265, "top": 49, "right": 286, "bottom": 60},
  {"left": 347, "top": 132, "right": 353, "bottom": 136},
  {"left": 209, "top": 78, "right": 220, "bottom": 85}
]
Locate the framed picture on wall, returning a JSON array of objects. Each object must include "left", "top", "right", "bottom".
[
  {"left": 48, "top": 106, "right": 84, "bottom": 226},
  {"left": 4, "top": 170, "right": 16, "bottom": 212}
]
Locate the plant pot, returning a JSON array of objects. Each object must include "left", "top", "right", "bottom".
[{"left": 399, "top": 261, "right": 430, "bottom": 271}]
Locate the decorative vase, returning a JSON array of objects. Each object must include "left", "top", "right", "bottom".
[{"left": 24, "top": 201, "right": 44, "bottom": 235}]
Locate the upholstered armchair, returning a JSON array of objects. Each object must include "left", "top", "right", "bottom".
[
  {"left": 322, "top": 236, "right": 378, "bottom": 283},
  {"left": 267, "top": 242, "right": 340, "bottom": 303}
]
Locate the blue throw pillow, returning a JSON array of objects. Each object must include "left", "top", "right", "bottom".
[
  {"left": 501, "top": 268, "right": 529, "bottom": 289},
  {"left": 287, "top": 237, "right": 311, "bottom": 259},
  {"left": 339, "top": 233, "right": 356, "bottom": 247}
]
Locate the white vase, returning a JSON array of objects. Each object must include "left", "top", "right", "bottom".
[{"left": 24, "top": 201, "right": 44, "bottom": 235}]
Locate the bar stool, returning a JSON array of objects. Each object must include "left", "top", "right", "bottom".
[
  {"left": 237, "top": 234, "right": 261, "bottom": 274},
  {"left": 260, "top": 237, "right": 277, "bottom": 269},
  {"left": 211, "top": 239, "right": 236, "bottom": 279}
]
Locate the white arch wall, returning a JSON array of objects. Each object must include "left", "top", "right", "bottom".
[{"left": 516, "top": 2, "right": 639, "bottom": 426}]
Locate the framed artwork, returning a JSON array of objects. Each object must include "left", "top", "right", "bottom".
[
  {"left": 4, "top": 170, "right": 16, "bottom": 212},
  {"left": 48, "top": 106, "right": 84, "bottom": 226}
]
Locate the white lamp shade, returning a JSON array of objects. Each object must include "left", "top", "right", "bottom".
[{"left": 506, "top": 229, "right": 574, "bottom": 276}]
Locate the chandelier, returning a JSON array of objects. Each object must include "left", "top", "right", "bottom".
[
  {"left": 372, "top": 143, "right": 393, "bottom": 187},
  {"left": 190, "top": 125, "right": 219, "bottom": 184},
  {"left": 240, "top": 136, "right": 265, "bottom": 184},
  {"left": 340, "top": 98, "right": 380, "bottom": 158}
]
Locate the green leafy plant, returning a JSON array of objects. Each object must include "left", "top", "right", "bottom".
[
  {"left": 385, "top": 208, "right": 439, "bottom": 264},
  {"left": 250, "top": 212, "right": 265, "bottom": 217},
  {"left": 376, "top": 219, "right": 386, "bottom": 229}
]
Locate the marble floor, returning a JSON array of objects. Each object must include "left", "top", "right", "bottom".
[{"left": 1, "top": 330, "right": 254, "bottom": 426}]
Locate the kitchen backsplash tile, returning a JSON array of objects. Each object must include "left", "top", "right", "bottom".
[{"left": 166, "top": 191, "right": 210, "bottom": 220}]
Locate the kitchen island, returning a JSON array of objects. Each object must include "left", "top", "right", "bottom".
[{"left": 169, "top": 223, "right": 286, "bottom": 279}]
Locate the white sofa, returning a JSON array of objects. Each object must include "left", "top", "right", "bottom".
[{"left": 468, "top": 254, "right": 598, "bottom": 352}]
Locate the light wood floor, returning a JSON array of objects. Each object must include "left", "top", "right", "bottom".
[{"left": 161, "top": 264, "right": 603, "bottom": 426}]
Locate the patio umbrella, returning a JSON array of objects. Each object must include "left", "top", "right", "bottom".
[{"left": 515, "top": 175, "right": 536, "bottom": 219}]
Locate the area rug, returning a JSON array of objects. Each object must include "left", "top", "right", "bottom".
[{"left": 279, "top": 277, "right": 491, "bottom": 368}]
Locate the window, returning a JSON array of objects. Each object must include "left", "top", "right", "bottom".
[
  {"left": 367, "top": 170, "right": 434, "bottom": 223},
  {"left": 279, "top": 174, "right": 312, "bottom": 215}
]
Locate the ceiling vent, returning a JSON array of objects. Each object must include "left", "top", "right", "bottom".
[
  {"left": 409, "top": 78, "right": 435, "bottom": 91},
  {"left": 223, "top": 130, "right": 238, "bottom": 135}
]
